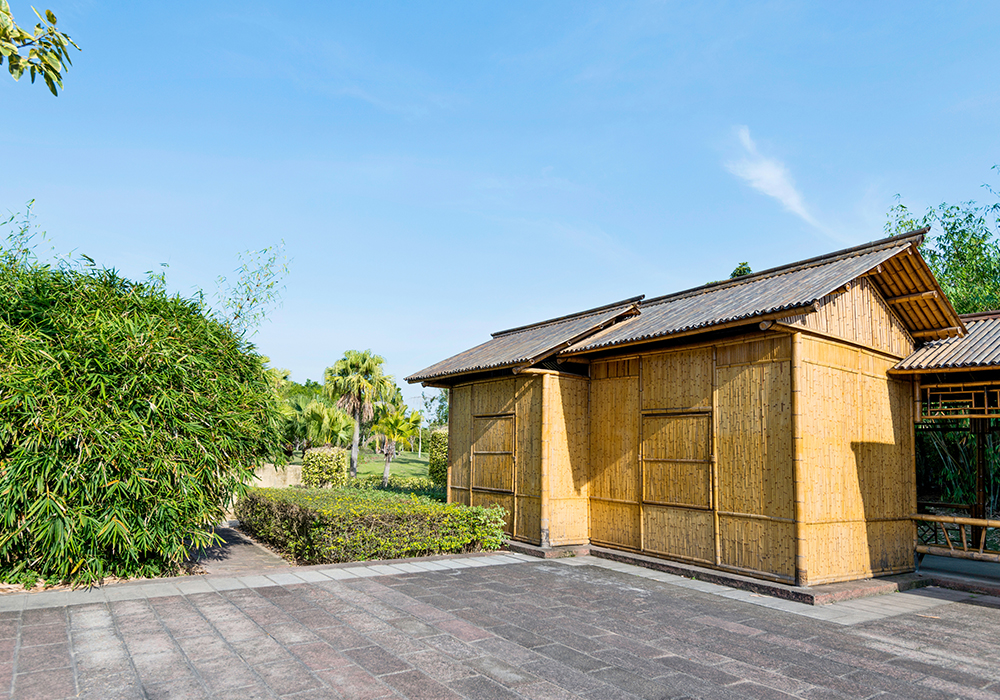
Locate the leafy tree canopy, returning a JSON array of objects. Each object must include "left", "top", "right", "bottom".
[
  {"left": 730, "top": 262, "right": 752, "bottom": 279},
  {"left": 886, "top": 169, "right": 1000, "bottom": 314},
  {"left": 422, "top": 389, "right": 449, "bottom": 427},
  {"left": 0, "top": 1, "right": 79, "bottom": 95}
]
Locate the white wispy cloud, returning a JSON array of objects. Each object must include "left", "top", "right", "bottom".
[{"left": 725, "top": 126, "right": 820, "bottom": 228}]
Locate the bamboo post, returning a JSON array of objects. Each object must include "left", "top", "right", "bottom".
[
  {"left": 712, "top": 347, "right": 721, "bottom": 566},
  {"left": 911, "top": 377, "right": 918, "bottom": 561},
  {"left": 446, "top": 388, "right": 453, "bottom": 504},
  {"left": 791, "top": 333, "right": 808, "bottom": 587},
  {"left": 972, "top": 417, "right": 988, "bottom": 544},
  {"left": 539, "top": 373, "right": 551, "bottom": 548},
  {"left": 638, "top": 357, "right": 645, "bottom": 553}
]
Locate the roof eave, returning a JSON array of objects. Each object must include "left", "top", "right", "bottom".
[{"left": 404, "top": 302, "right": 643, "bottom": 385}]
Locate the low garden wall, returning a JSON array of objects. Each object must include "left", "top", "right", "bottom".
[{"left": 253, "top": 463, "right": 303, "bottom": 488}]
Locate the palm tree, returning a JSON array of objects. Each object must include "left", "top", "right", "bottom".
[
  {"left": 279, "top": 393, "right": 313, "bottom": 455},
  {"left": 371, "top": 408, "right": 422, "bottom": 487},
  {"left": 304, "top": 401, "right": 355, "bottom": 448},
  {"left": 324, "top": 350, "right": 397, "bottom": 478}
]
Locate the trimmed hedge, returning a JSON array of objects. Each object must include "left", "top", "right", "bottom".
[
  {"left": 302, "top": 446, "right": 348, "bottom": 488},
  {"left": 235, "top": 487, "right": 506, "bottom": 564},
  {"left": 348, "top": 474, "right": 445, "bottom": 501},
  {"left": 427, "top": 430, "right": 448, "bottom": 485}
]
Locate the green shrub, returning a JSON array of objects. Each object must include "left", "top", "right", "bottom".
[
  {"left": 428, "top": 430, "right": 448, "bottom": 485},
  {"left": 0, "top": 238, "right": 284, "bottom": 586},
  {"left": 348, "top": 474, "right": 445, "bottom": 501},
  {"left": 235, "top": 487, "right": 506, "bottom": 563},
  {"left": 301, "top": 446, "right": 349, "bottom": 488}
]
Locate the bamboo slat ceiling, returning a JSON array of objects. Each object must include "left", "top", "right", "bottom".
[
  {"left": 563, "top": 230, "right": 962, "bottom": 356},
  {"left": 894, "top": 312, "right": 1000, "bottom": 372},
  {"left": 405, "top": 297, "right": 642, "bottom": 384},
  {"left": 408, "top": 231, "right": 967, "bottom": 384}
]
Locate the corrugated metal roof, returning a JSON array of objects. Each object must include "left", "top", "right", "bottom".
[
  {"left": 895, "top": 312, "right": 1000, "bottom": 372},
  {"left": 407, "top": 230, "right": 967, "bottom": 384},
  {"left": 562, "top": 238, "right": 916, "bottom": 355},
  {"left": 405, "top": 297, "right": 642, "bottom": 383}
]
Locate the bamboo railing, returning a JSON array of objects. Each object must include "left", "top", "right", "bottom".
[{"left": 913, "top": 513, "right": 1000, "bottom": 563}]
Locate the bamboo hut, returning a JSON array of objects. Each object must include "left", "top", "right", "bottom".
[{"left": 407, "top": 230, "right": 971, "bottom": 586}]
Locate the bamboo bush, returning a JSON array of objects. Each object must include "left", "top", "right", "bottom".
[{"left": 0, "top": 228, "right": 284, "bottom": 586}]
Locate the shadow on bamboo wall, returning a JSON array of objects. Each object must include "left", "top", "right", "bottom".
[{"left": 848, "top": 437, "right": 915, "bottom": 579}]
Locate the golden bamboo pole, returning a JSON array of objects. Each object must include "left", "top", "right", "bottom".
[{"left": 791, "top": 332, "right": 808, "bottom": 587}]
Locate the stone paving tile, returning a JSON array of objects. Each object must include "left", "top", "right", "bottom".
[
  {"left": 12, "top": 667, "right": 76, "bottom": 699},
  {"left": 316, "top": 664, "right": 398, "bottom": 698},
  {"left": 4, "top": 554, "right": 1000, "bottom": 698}
]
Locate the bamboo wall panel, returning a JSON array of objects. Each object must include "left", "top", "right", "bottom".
[
  {"left": 591, "top": 358, "right": 639, "bottom": 380},
  {"left": 589, "top": 377, "right": 640, "bottom": 504},
  {"left": 546, "top": 375, "right": 591, "bottom": 545},
  {"left": 716, "top": 350, "right": 793, "bottom": 520},
  {"left": 785, "top": 277, "right": 915, "bottom": 358},
  {"left": 472, "top": 378, "right": 517, "bottom": 417},
  {"left": 473, "top": 415, "right": 514, "bottom": 455},
  {"left": 642, "top": 348, "right": 713, "bottom": 411},
  {"left": 515, "top": 497, "right": 541, "bottom": 544},
  {"left": 715, "top": 335, "right": 794, "bottom": 579},
  {"left": 716, "top": 335, "right": 790, "bottom": 369},
  {"left": 642, "top": 415, "right": 711, "bottom": 508},
  {"left": 589, "top": 372, "right": 640, "bottom": 548},
  {"left": 514, "top": 376, "right": 542, "bottom": 544},
  {"left": 471, "top": 491, "right": 514, "bottom": 533},
  {"left": 798, "top": 335, "right": 915, "bottom": 584},
  {"left": 803, "top": 521, "right": 913, "bottom": 583},
  {"left": 643, "top": 505, "right": 714, "bottom": 564},
  {"left": 590, "top": 500, "right": 641, "bottom": 549},
  {"left": 472, "top": 453, "right": 514, "bottom": 492},
  {"left": 515, "top": 377, "right": 542, "bottom": 498},
  {"left": 448, "top": 385, "right": 473, "bottom": 504},
  {"left": 718, "top": 516, "right": 795, "bottom": 581}
]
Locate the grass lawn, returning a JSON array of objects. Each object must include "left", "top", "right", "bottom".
[
  {"left": 285, "top": 448, "right": 430, "bottom": 479},
  {"left": 358, "top": 450, "right": 430, "bottom": 479}
]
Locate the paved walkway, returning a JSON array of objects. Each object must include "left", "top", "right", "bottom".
[
  {"left": 3, "top": 553, "right": 1000, "bottom": 699},
  {"left": 191, "top": 526, "right": 290, "bottom": 577}
]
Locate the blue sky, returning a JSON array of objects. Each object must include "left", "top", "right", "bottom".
[{"left": 3, "top": 1, "right": 999, "bottom": 410}]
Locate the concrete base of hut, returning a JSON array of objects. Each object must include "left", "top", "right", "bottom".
[
  {"left": 508, "top": 539, "right": 937, "bottom": 605},
  {"left": 505, "top": 540, "right": 592, "bottom": 559},
  {"left": 917, "top": 555, "right": 1000, "bottom": 598}
]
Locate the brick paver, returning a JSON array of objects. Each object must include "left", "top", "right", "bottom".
[{"left": 2, "top": 553, "right": 1000, "bottom": 699}]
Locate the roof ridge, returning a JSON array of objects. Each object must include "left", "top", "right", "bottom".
[
  {"left": 959, "top": 311, "right": 1000, "bottom": 321},
  {"left": 639, "top": 229, "right": 927, "bottom": 309},
  {"left": 491, "top": 295, "right": 645, "bottom": 338}
]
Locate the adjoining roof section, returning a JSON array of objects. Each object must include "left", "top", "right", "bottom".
[
  {"left": 894, "top": 312, "right": 1000, "bottom": 373},
  {"left": 405, "top": 297, "right": 643, "bottom": 384},
  {"left": 562, "top": 230, "right": 964, "bottom": 356}
]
